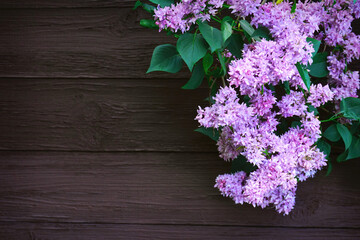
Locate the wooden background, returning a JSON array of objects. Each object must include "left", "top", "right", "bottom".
[{"left": 0, "top": 1, "right": 359, "bottom": 239}]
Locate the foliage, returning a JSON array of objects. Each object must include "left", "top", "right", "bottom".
[{"left": 136, "top": 0, "right": 360, "bottom": 215}]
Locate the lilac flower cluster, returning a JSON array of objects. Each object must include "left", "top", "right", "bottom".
[
  {"left": 151, "top": 0, "right": 360, "bottom": 214},
  {"left": 196, "top": 1, "right": 358, "bottom": 215},
  {"left": 154, "top": 0, "right": 225, "bottom": 32},
  {"left": 198, "top": 86, "right": 326, "bottom": 214}
]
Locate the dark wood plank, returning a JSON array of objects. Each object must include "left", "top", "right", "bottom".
[
  {"left": 0, "top": 151, "right": 359, "bottom": 227},
  {"left": 0, "top": 78, "right": 214, "bottom": 152},
  {"left": 0, "top": 8, "right": 190, "bottom": 79},
  {"left": 0, "top": 1, "right": 134, "bottom": 8},
  {"left": 0, "top": 222, "right": 359, "bottom": 240}
]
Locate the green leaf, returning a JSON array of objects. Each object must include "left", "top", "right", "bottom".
[
  {"left": 306, "top": 37, "right": 321, "bottom": 58},
  {"left": 325, "top": 161, "right": 332, "bottom": 176},
  {"left": 308, "top": 52, "right": 329, "bottom": 78},
  {"left": 177, "top": 33, "right": 208, "bottom": 71},
  {"left": 147, "top": 44, "right": 183, "bottom": 73},
  {"left": 240, "top": 20, "right": 255, "bottom": 37},
  {"left": 283, "top": 81, "right": 290, "bottom": 94},
  {"left": 133, "top": 0, "right": 142, "bottom": 9},
  {"left": 350, "top": 121, "right": 360, "bottom": 135},
  {"left": 316, "top": 139, "right": 331, "bottom": 159},
  {"left": 221, "top": 20, "right": 233, "bottom": 43},
  {"left": 323, "top": 124, "right": 341, "bottom": 142},
  {"left": 308, "top": 105, "right": 319, "bottom": 115},
  {"left": 182, "top": 62, "right": 205, "bottom": 89},
  {"left": 347, "top": 136, "right": 360, "bottom": 160},
  {"left": 340, "top": 97, "right": 360, "bottom": 121},
  {"left": 198, "top": 21, "right": 223, "bottom": 53},
  {"left": 291, "top": 0, "right": 297, "bottom": 13},
  {"left": 231, "top": 155, "right": 257, "bottom": 174},
  {"left": 149, "top": 0, "right": 174, "bottom": 7},
  {"left": 336, "top": 124, "right": 352, "bottom": 150},
  {"left": 295, "top": 62, "right": 311, "bottom": 91},
  {"left": 252, "top": 26, "right": 271, "bottom": 41},
  {"left": 225, "top": 34, "right": 244, "bottom": 59},
  {"left": 195, "top": 127, "right": 219, "bottom": 141},
  {"left": 133, "top": 1, "right": 155, "bottom": 13},
  {"left": 291, "top": 121, "right": 302, "bottom": 128},
  {"left": 140, "top": 19, "right": 159, "bottom": 29},
  {"left": 216, "top": 51, "right": 226, "bottom": 76},
  {"left": 336, "top": 150, "right": 348, "bottom": 162},
  {"left": 202, "top": 52, "right": 213, "bottom": 75}
]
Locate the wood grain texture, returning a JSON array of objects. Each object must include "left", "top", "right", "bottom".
[
  {"left": 0, "top": 78, "right": 215, "bottom": 152},
  {"left": 0, "top": 8, "right": 190, "bottom": 79},
  {"left": 0, "top": 1, "right": 134, "bottom": 8},
  {"left": 0, "top": 151, "right": 359, "bottom": 228},
  {"left": 0, "top": 222, "right": 359, "bottom": 240}
]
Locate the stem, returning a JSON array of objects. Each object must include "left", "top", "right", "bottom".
[
  {"left": 221, "top": 77, "right": 226, "bottom": 87},
  {"left": 210, "top": 16, "right": 221, "bottom": 24},
  {"left": 209, "top": 76, "right": 216, "bottom": 105},
  {"left": 320, "top": 114, "right": 342, "bottom": 123}
]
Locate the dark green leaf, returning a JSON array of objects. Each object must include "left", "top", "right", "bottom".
[
  {"left": 134, "top": 1, "right": 155, "bottom": 13},
  {"left": 240, "top": 20, "right": 255, "bottom": 37},
  {"left": 147, "top": 44, "right": 183, "bottom": 73},
  {"left": 283, "top": 81, "right": 290, "bottom": 94},
  {"left": 306, "top": 37, "right": 321, "bottom": 58},
  {"left": 216, "top": 51, "right": 226, "bottom": 76},
  {"left": 291, "top": 121, "right": 302, "bottom": 128},
  {"left": 133, "top": 0, "right": 142, "bottom": 9},
  {"left": 149, "top": 0, "right": 174, "bottom": 7},
  {"left": 340, "top": 97, "right": 360, "bottom": 121},
  {"left": 252, "top": 26, "right": 271, "bottom": 41},
  {"left": 182, "top": 62, "right": 205, "bottom": 89},
  {"left": 316, "top": 139, "right": 331, "bottom": 159},
  {"left": 140, "top": 19, "right": 158, "bottom": 29},
  {"left": 296, "top": 62, "right": 311, "bottom": 91},
  {"left": 308, "top": 52, "right": 329, "bottom": 78},
  {"left": 347, "top": 136, "right": 360, "bottom": 160},
  {"left": 307, "top": 105, "right": 319, "bottom": 115},
  {"left": 337, "top": 150, "right": 348, "bottom": 162},
  {"left": 225, "top": 34, "right": 244, "bottom": 59},
  {"left": 194, "top": 127, "right": 219, "bottom": 141},
  {"left": 198, "top": 21, "right": 223, "bottom": 53},
  {"left": 325, "top": 161, "right": 332, "bottom": 176},
  {"left": 323, "top": 124, "right": 341, "bottom": 142},
  {"left": 336, "top": 124, "right": 352, "bottom": 150},
  {"left": 177, "top": 33, "right": 208, "bottom": 71},
  {"left": 231, "top": 155, "right": 257, "bottom": 174},
  {"left": 240, "top": 20, "right": 262, "bottom": 42},
  {"left": 221, "top": 20, "right": 233, "bottom": 43},
  {"left": 202, "top": 52, "right": 213, "bottom": 75},
  {"left": 291, "top": 0, "right": 297, "bottom": 13},
  {"left": 350, "top": 121, "right": 360, "bottom": 135}
]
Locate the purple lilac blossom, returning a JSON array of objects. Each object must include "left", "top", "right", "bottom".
[
  {"left": 307, "top": 84, "right": 334, "bottom": 108},
  {"left": 169, "top": 0, "right": 360, "bottom": 215}
]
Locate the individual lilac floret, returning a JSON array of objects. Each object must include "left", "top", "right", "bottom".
[
  {"left": 277, "top": 90, "right": 307, "bottom": 118},
  {"left": 215, "top": 171, "right": 247, "bottom": 204},
  {"left": 217, "top": 126, "right": 241, "bottom": 161},
  {"left": 307, "top": 84, "right": 334, "bottom": 108},
  {"left": 331, "top": 71, "right": 360, "bottom": 100},
  {"left": 195, "top": 86, "right": 258, "bottom": 129},
  {"left": 343, "top": 32, "right": 360, "bottom": 63},
  {"left": 226, "top": 0, "right": 261, "bottom": 17},
  {"left": 250, "top": 88, "right": 277, "bottom": 116},
  {"left": 327, "top": 53, "right": 346, "bottom": 79}
]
